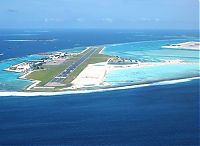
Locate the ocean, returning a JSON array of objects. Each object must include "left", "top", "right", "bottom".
[
  {"left": 0, "top": 29, "right": 198, "bottom": 61},
  {"left": 0, "top": 29, "right": 199, "bottom": 91},
  {"left": 0, "top": 29, "right": 199, "bottom": 145},
  {"left": 0, "top": 79, "right": 199, "bottom": 145}
]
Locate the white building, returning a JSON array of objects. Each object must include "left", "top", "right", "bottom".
[{"left": 15, "top": 63, "right": 31, "bottom": 73}]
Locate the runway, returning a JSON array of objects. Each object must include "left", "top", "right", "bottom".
[{"left": 47, "top": 48, "right": 97, "bottom": 85}]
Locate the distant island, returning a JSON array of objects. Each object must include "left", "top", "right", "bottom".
[
  {"left": 4, "top": 41, "right": 199, "bottom": 92},
  {"left": 162, "top": 41, "right": 200, "bottom": 50}
]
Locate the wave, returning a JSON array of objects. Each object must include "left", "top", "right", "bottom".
[
  {"left": 3, "top": 39, "right": 57, "bottom": 42},
  {"left": 0, "top": 77, "right": 199, "bottom": 97},
  {"left": 153, "top": 77, "right": 200, "bottom": 85}
]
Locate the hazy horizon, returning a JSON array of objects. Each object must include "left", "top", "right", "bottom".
[{"left": 0, "top": 0, "right": 199, "bottom": 30}]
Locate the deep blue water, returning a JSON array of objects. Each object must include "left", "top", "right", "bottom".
[
  {"left": 0, "top": 29, "right": 199, "bottom": 91},
  {"left": 0, "top": 29, "right": 198, "bottom": 61},
  {"left": 0, "top": 29, "right": 199, "bottom": 145},
  {"left": 0, "top": 79, "right": 199, "bottom": 146}
]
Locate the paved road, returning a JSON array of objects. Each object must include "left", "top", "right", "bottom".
[{"left": 48, "top": 48, "right": 97, "bottom": 84}]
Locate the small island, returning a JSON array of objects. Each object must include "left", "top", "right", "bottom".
[
  {"left": 4, "top": 41, "right": 199, "bottom": 92},
  {"left": 162, "top": 42, "right": 200, "bottom": 50},
  {"left": 5, "top": 47, "right": 137, "bottom": 91}
]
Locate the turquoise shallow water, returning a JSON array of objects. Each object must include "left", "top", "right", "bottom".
[
  {"left": 0, "top": 55, "right": 45, "bottom": 91},
  {"left": 0, "top": 38, "right": 199, "bottom": 91},
  {"left": 103, "top": 39, "right": 199, "bottom": 62},
  {"left": 0, "top": 30, "right": 199, "bottom": 145},
  {"left": 105, "top": 64, "right": 199, "bottom": 85},
  {"left": 103, "top": 39, "right": 199, "bottom": 85},
  {"left": 0, "top": 47, "right": 85, "bottom": 91}
]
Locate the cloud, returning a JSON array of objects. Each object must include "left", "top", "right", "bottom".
[
  {"left": 76, "top": 18, "right": 85, "bottom": 22},
  {"left": 7, "top": 9, "right": 18, "bottom": 13},
  {"left": 155, "top": 18, "right": 160, "bottom": 22},
  {"left": 140, "top": 18, "right": 160, "bottom": 22},
  {"left": 101, "top": 18, "right": 113, "bottom": 23},
  {"left": 44, "top": 18, "right": 64, "bottom": 23}
]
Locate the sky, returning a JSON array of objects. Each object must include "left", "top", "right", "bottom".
[{"left": 0, "top": 0, "right": 199, "bottom": 29}]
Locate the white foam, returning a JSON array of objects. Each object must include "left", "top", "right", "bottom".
[
  {"left": 0, "top": 83, "right": 151, "bottom": 97},
  {"left": 0, "top": 77, "right": 199, "bottom": 97},
  {"left": 153, "top": 77, "right": 200, "bottom": 85}
]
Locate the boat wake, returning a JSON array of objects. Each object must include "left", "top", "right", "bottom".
[{"left": 0, "top": 77, "right": 199, "bottom": 97}]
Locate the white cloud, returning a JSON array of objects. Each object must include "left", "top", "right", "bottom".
[
  {"left": 101, "top": 18, "right": 113, "bottom": 23},
  {"left": 140, "top": 18, "right": 151, "bottom": 22},
  {"left": 44, "top": 18, "right": 63, "bottom": 23},
  {"left": 140, "top": 18, "right": 160, "bottom": 22},
  {"left": 155, "top": 18, "right": 160, "bottom": 22},
  {"left": 76, "top": 18, "right": 85, "bottom": 22}
]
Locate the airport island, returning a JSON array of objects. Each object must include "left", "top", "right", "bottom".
[
  {"left": 5, "top": 47, "right": 134, "bottom": 91},
  {"left": 4, "top": 41, "right": 200, "bottom": 92}
]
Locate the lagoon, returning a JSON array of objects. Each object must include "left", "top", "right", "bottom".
[{"left": 0, "top": 30, "right": 199, "bottom": 92}]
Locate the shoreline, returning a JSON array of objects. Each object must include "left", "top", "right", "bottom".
[
  {"left": 69, "top": 60, "right": 199, "bottom": 90},
  {"left": 162, "top": 41, "right": 200, "bottom": 50},
  {"left": 7, "top": 58, "right": 200, "bottom": 92},
  {"left": 3, "top": 47, "right": 91, "bottom": 91},
  {"left": 0, "top": 76, "right": 199, "bottom": 97},
  {"left": 18, "top": 70, "right": 41, "bottom": 90},
  {"left": 0, "top": 38, "right": 194, "bottom": 63},
  {"left": 3, "top": 51, "right": 199, "bottom": 92},
  {"left": 1, "top": 40, "right": 199, "bottom": 92}
]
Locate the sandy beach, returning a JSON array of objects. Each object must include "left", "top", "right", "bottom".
[
  {"left": 13, "top": 45, "right": 198, "bottom": 91},
  {"left": 71, "top": 62, "right": 108, "bottom": 89},
  {"left": 162, "top": 42, "right": 200, "bottom": 50},
  {"left": 18, "top": 71, "right": 41, "bottom": 90},
  {"left": 70, "top": 59, "right": 197, "bottom": 89}
]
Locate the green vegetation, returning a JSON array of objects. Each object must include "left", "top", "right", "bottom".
[
  {"left": 26, "top": 54, "right": 83, "bottom": 86},
  {"left": 63, "top": 48, "right": 111, "bottom": 85},
  {"left": 27, "top": 64, "right": 67, "bottom": 86},
  {"left": 87, "top": 48, "right": 111, "bottom": 64},
  {"left": 26, "top": 47, "right": 111, "bottom": 90}
]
